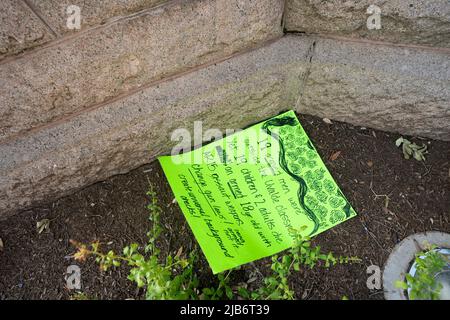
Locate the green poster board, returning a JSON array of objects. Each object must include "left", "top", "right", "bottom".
[{"left": 159, "top": 110, "right": 357, "bottom": 274}]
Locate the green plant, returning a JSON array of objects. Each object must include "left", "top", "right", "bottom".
[
  {"left": 72, "top": 186, "right": 201, "bottom": 300},
  {"left": 395, "top": 248, "right": 449, "bottom": 300},
  {"left": 395, "top": 137, "right": 428, "bottom": 161},
  {"left": 201, "top": 270, "right": 234, "bottom": 300},
  {"left": 72, "top": 186, "right": 359, "bottom": 300},
  {"left": 237, "top": 227, "right": 360, "bottom": 300}
]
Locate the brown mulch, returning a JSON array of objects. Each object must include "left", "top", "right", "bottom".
[{"left": 0, "top": 113, "right": 449, "bottom": 300}]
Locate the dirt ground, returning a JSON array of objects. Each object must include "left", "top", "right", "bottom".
[{"left": 0, "top": 113, "right": 449, "bottom": 300}]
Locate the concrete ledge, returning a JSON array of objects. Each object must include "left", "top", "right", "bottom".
[
  {"left": 296, "top": 36, "right": 450, "bottom": 141},
  {"left": 0, "top": 0, "right": 284, "bottom": 141},
  {"left": 0, "top": 36, "right": 312, "bottom": 217},
  {"left": 285, "top": 0, "right": 450, "bottom": 48}
]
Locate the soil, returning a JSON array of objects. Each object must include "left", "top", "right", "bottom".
[{"left": 0, "top": 113, "right": 449, "bottom": 300}]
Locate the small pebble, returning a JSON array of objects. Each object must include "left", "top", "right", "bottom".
[{"left": 322, "top": 118, "right": 332, "bottom": 124}]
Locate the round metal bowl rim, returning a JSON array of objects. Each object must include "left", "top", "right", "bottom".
[{"left": 383, "top": 231, "right": 450, "bottom": 300}]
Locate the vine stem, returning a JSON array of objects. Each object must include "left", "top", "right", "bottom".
[{"left": 211, "top": 270, "right": 233, "bottom": 300}]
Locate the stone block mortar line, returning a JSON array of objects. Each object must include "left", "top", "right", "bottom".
[
  {"left": 285, "top": 30, "right": 450, "bottom": 55},
  {"left": 2, "top": 0, "right": 449, "bottom": 66},
  {"left": 0, "top": 0, "right": 188, "bottom": 66},
  {"left": 0, "top": 35, "right": 283, "bottom": 147},
  {"left": 1, "top": 30, "right": 448, "bottom": 147},
  {"left": 280, "top": 0, "right": 287, "bottom": 31},
  {"left": 21, "top": 0, "right": 59, "bottom": 38},
  {"left": 294, "top": 36, "right": 318, "bottom": 111}
]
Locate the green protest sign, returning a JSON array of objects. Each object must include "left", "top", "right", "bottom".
[{"left": 159, "top": 110, "right": 357, "bottom": 274}]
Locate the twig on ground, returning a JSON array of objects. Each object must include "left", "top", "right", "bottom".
[{"left": 360, "top": 219, "right": 389, "bottom": 253}]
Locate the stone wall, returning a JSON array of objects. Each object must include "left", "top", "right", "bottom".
[
  {"left": 285, "top": 0, "right": 450, "bottom": 47},
  {"left": 296, "top": 37, "right": 450, "bottom": 140},
  {"left": 0, "top": 37, "right": 311, "bottom": 215},
  {"left": 0, "top": 0, "right": 284, "bottom": 141},
  {"left": 28, "top": 0, "right": 168, "bottom": 35},
  {"left": 0, "top": 0, "right": 55, "bottom": 59},
  {"left": 0, "top": 0, "right": 449, "bottom": 217}
]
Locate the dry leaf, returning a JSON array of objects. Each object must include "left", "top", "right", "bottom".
[
  {"left": 175, "top": 246, "right": 183, "bottom": 259},
  {"left": 37, "top": 219, "right": 50, "bottom": 234},
  {"left": 330, "top": 151, "right": 341, "bottom": 161},
  {"left": 367, "top": 161, "right": 373, "bottom": 167}
]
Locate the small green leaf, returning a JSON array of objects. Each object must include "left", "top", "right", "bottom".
[
  {"left": 225, "top": 286, "right": 233, "bottom": 299},
  {"left": 395, "top": 280, "right": 408, "bottom": 290},
  {"left": 238, "top": 287, "right": 250, "bottom": 299}
]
